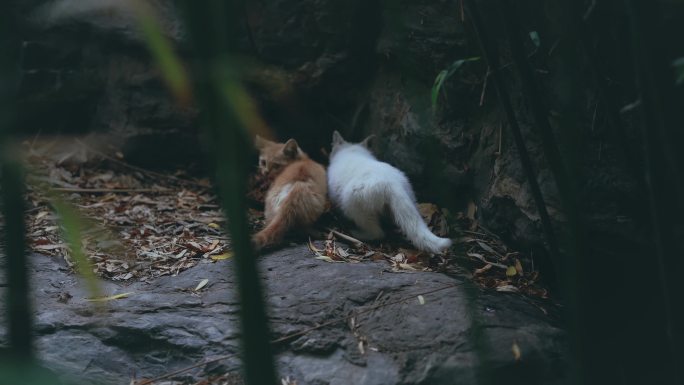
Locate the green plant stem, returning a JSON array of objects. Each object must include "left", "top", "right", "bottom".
[
  {"left": 0, "top": 1, "right": 33, "bottom": 362},
  {"left": 175, "top": 1, "right": 278, "bottom": 384},
  {"left": 569, "top": 1, "right": 645, "bottom": 185},
  {"left": 497, "top": 1, "right": 586, "bottom": 381},
  {"left": 0, "top": 158, "right": 33, "bottom": 361},
  {"left": 624, "top": 0, "right": 683, "bottom": 382}
]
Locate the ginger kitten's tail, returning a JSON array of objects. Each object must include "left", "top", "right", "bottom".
[
  {"left": 252, "top": 212, "right": 290, "bottom": 251},
  {"left": 388, "top": 190, "right": 452, "bottom": 253},
  {"left": 252, "top": 182, "right": 326, "bottom": 251}
]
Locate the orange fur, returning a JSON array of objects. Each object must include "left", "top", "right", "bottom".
[{"left": 252, "top": 136, "right": 327, "bottom": 251}]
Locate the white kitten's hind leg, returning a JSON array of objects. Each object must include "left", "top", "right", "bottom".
[{"left": 347, "top": 211, "right": 385, "bottom": 240}]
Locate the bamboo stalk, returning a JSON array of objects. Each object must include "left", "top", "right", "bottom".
[
  {"left": 462, "top": 0, "right": 561, "bottom": 266},
  {"left": 496, "top": 3, "right": 589, "bottom": 382},
  {"left": 0, "top": 1, "right": 34, "bottom": 362},
  {"left": 0, "top": 159, "right": 33, "bottom": 361},
  {"left": 624, "top": 0, "right": 683, "bottom": 381},
  {"left": 175, "top": 2, "right": 278, "bottom": 384}
]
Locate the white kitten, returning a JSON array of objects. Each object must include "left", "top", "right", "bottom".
[{"left": 327, "top": 131, "right": 452, "bottom": 253}]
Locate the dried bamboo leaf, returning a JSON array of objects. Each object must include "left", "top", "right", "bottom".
[
  {"left": 194, "top": 278, "right": 209, "bottom": 291},
  {"left": 86, "top": 292, "right": 133, "bottom": 302},
  {"left": 211, "top": 252, "right": 234, "bottom": 261}
]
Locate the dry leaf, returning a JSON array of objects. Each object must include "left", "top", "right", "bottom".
[
  {"left": 506, "top": 265, "right": 517, "bottom": 277},
  {"left": 466, "top": 201, "right": 477, "bottom": 220},
  {"left": 399, "top": 248, "right": 423, "bottom": 264},
  {"left": 514, "top": 258, "right": 523, "bottom": 275},
  {"left": 208, "top": 239, "right": 220, "bottom": 250},
  {"left": 512, "top": 342, "right": 521, "bottom": 361},
  {"left": 35, "top": 243, "right": 66, "bottom": 250},
  {"left": 174, "top": 249, "right": 188, "bottom": 259},
  {"left": 474, "top": 264, "right": 492, "bottom": 275},
  {"left": 308, "top": 239, "right": 323, "bottom": 256},
  {"left": 324, "top": 238, "right": 335, "bottom": 257},
  {"left": 210, "top": 252, "right": 233, "bottom": 261},
  {"left": 186, "top": 242, "right": 204, "bottom": 252},
  {"left": 468, "top": 253, "right": 506, "bottom": 269},
  {"left": 194, "top": 278, "right": 209, "bottom": 291},
  {"left": 86, "top": 292, "right": 133, "bottom": 302},
  {"left": 417, "top": 203, "right": 439, "bottom": 221},
  {"left": 496, "top": 285, "right": 518, "bottom": 293},
  {"left": 477, "top": 241, "right": 496, "bottom": 254},
  {"left": 315, "top": 255, "right": 336, "bottom": 263},
  {"left": 399, "top": 263, "right": 417, "bottom": 271}
]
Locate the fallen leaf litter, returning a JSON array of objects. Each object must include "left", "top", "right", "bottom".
[
  {"left": 23, "top": 141, "right": 549, "bottom": 299},
  {"left": 25, "top": 146, "right": 234, "bottom": 282}
]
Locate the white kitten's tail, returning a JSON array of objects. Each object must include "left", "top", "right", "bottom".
[{"left": 388, "top": 190, "right": 452, "bottom": 253}]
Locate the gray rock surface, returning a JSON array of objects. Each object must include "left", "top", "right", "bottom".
[{"left": 1, "top": 249, "right": 567, "bottom": 384}]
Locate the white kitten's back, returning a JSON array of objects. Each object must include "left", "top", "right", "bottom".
[
  {"left": 328, "top": 142, "right": 452, "bottom": 253},
  {"left": 328, "top": 146, "right": 410, "bottom": 206}
]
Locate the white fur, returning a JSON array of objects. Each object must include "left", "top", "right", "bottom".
[
  {"left": 270, "top": 183, "right": 293, "bottom": 212},
  {"left": 327, "top": 135, "right": 452, "bottom": 253}
]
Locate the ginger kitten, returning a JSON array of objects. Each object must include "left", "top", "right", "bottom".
[{"left": 252, "top": 136, "right": 327, "bottom": 250}]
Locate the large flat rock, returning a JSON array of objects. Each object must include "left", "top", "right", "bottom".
[{"left": 0, "top": 248, "right": 567, "bottom": 384}]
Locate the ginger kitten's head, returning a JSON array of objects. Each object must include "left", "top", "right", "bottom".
[
  {"left": 254, "top": 136, "right": 306, "bottom": 175},
  {"left": 330, "top": 130, "right": 374, "bottom": 159}
]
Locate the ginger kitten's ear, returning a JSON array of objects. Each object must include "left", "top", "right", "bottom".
[
  {"left": 332, "top": 130, "right": 345, "bottom": 146},
  {"left": 360, "top": 134, "right": 376, "bottom": 148},
  {"left": 283, "top": 139, "right": 299, "bottom": 158},
  {"left": 255, "top": 135, "right": 268, "bottom": 149}
]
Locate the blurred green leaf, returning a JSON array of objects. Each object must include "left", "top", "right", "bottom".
[
  {"left": 529, "top": 31, "right": 541, "bottom": 47},
  {"left": 432, "top": 70, "right": 448, "bottom": 112},
  {"left": 51, "top": 199, "right": 102, "bottom": 302},
  {"left": 216, "top": 64, "right": 272, "bottom": 138},
  {"left": 672, "top": 57, "right": 684, "bottom": 85},
  {"left": 175, "top": 2, "right": 279, "bottom": 380},
  {"left": 0, "top": 362, "right": 64, "bottom": 385},
  {"left": 211, "top": 251, "right": 234, "bottom": 261},
  {"left": 432, "top": 57, "right": 480, "bottom": 113},
  {"left": 0, "top": 154, "right": 33, "bottom": 360},
  {"left": 133, "top": 2, "right": 191, "bottom": 104}
]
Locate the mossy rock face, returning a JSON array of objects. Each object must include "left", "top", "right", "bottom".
[{"left": 12, "top": 1, "right": 197, "bottom": 167}]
